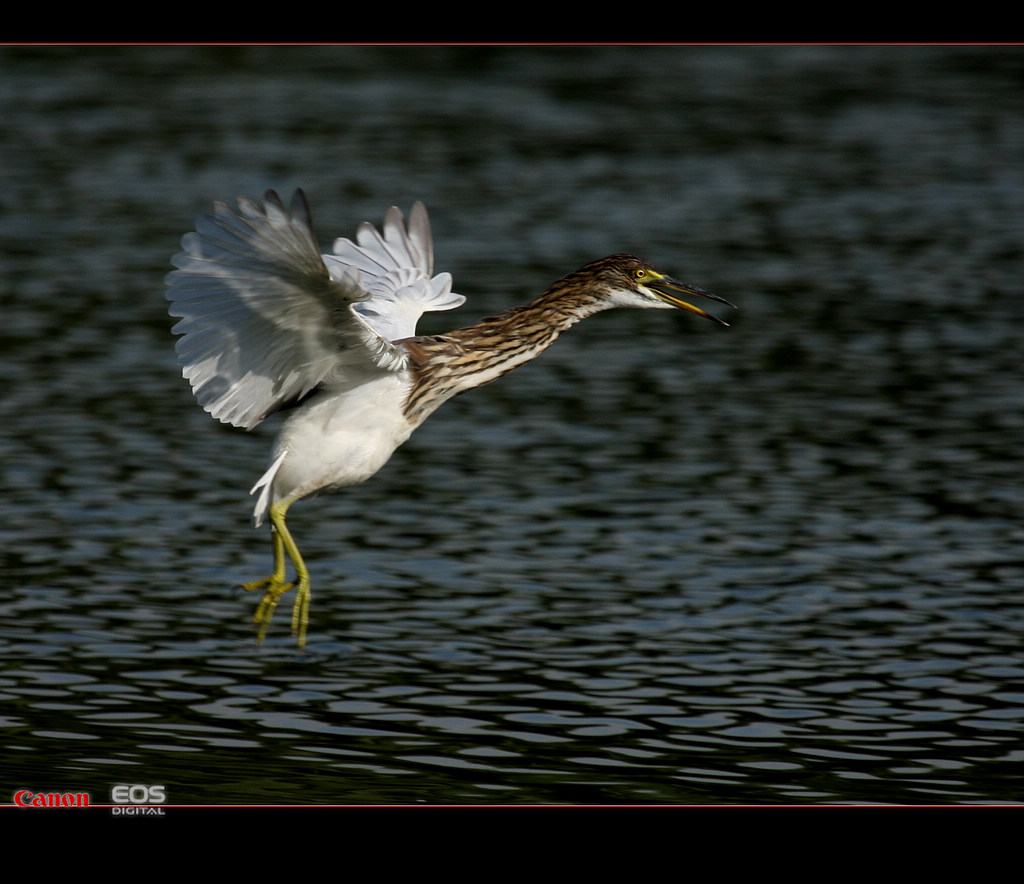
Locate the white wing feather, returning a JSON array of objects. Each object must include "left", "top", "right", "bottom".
[
  {"left": 166, "top": 190, "right": 460, "bottom": 431},
  {"left": 327, "top": 201, "right": 465, "bottom": 342}
]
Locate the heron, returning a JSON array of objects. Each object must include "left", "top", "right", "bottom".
[{"left": 166, "top": 189, "right": 733, "bottom": 647}]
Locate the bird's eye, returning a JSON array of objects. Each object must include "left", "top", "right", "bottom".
[{"left": 635, "top": 269, "right": 646, "bottom": 279}]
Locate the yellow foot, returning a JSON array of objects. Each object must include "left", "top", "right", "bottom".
[
  {"left": 241, "top": 500, "right": 312, "bottom": 647},
  {"left": 240, "top": 575, "right": 311, "bottom": 647},
  {"left": 290, "top": 575, "right": 311, "bottom": 648},
  {"left": 240, "top": 575, "right": 292, "bottom": 642}
]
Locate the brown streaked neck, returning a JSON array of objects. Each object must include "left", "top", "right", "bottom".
[{"left": 398, "top": 276, "right": 614, "bottom": 426}]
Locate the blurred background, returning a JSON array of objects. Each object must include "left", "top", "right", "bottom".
[{"left": 2, "top": 45, "right": 1023, "bottom": 805}]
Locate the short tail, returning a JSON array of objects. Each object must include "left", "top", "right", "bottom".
[{"left": 250, "top": 450, "right": 287, "bottom": 527}]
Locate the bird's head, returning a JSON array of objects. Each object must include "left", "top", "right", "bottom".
[{"left": 591, "top": 254, "right": 734, "bottom": 326}]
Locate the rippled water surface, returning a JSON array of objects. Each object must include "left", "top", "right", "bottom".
[{"left": 2, "top": 45, "right": 1024, "bottom": 805}]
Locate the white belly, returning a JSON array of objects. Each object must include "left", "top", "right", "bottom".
[{"left": 251, "top": 371, "right": 415, "bottom": 523}]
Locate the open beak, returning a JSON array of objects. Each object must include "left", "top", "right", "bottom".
[{"left": 651, "top": 276, "right": 735, "bottom": 326}]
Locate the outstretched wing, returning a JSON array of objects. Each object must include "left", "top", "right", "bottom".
[
  {"left": 328, "top": 201, "right": 465, "bottom": 342},
  {"left": 166, "top": 189, "right": 408, "bottom": 430}
]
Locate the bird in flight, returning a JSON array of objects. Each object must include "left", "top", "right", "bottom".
[{"left": 167, "top": 190, "right": 733, "bottom": 647}]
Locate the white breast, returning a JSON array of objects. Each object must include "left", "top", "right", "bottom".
[{"left": 250, "top": 370, "right": 415, "bottom": 524}]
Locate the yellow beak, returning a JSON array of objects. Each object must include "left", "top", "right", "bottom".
[{"left": 650, "top": 277, "right": 735, "bottom": 326}]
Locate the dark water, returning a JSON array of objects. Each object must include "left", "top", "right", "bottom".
[{"left": 2, "top": 45, "right": 1024, "bottom": 806}]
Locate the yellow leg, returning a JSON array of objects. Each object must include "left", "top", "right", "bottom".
[{"left": 239, "top": 501, "right": 311, "bottom": 647}]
